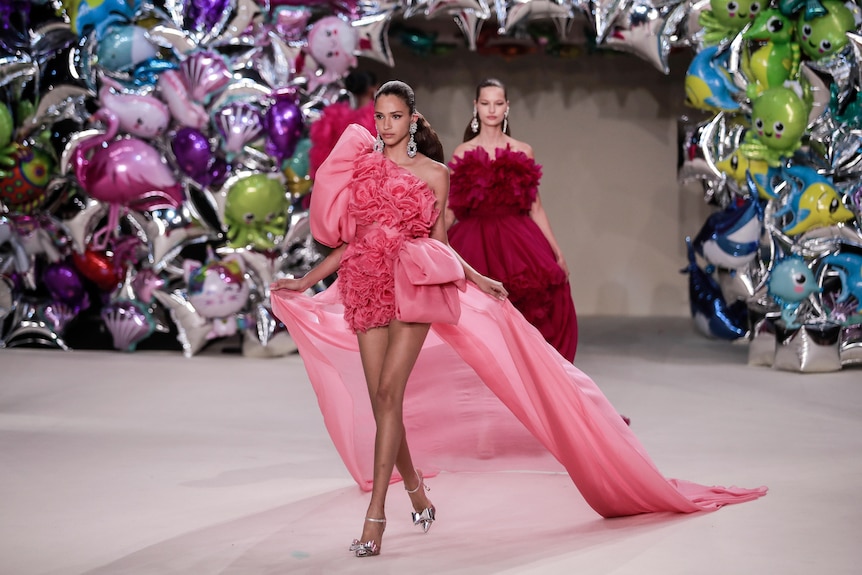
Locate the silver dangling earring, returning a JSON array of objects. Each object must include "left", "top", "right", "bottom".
[
  {"left": 503, "top": 109, "right": 508, "bottom": 134},
  {"left": 470, "top": 107, "right": 479, "bottom": 133},
  {"left": 407, "top": 121, "right": 418, "bottom": 158},
  {"left": 373, "top": 132, "right": 384, "bottom": 153}
]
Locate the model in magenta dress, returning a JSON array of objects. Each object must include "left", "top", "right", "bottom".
[
  {"left": 447, "top": 147, "right": 578, "bottom": 361},
  {"left": 270, "top": 124, "right": 766, "bottom": 519}
]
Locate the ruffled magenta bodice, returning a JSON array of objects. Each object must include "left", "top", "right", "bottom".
[{"left": 447, "top": 146, "right": 542, "bottom": 220}]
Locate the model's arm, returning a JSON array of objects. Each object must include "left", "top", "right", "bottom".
[
  {"left": 270, "top": 242, "right": 347, "bottom": 292},
  {"left": 427, "top": 162, "right": 507, "bottom": 300},
  {"left": 529, "top": 193, "right": 569, "bottom": 275}
]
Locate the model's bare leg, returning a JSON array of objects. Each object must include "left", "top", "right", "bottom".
[{"left": 354, "top": 320, "right": 432, "bottom": 548}]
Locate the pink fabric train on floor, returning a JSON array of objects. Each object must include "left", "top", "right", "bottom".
[{"left": 270, "top": 124, "right": 767, "bottom": 519}]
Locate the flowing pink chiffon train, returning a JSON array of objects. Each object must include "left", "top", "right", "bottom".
[{"left": 270, "top": 124, "right": 767, "bottom": 519}]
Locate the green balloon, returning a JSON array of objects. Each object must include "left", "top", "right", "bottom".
[
  {"left": 751, "top": 86, "right": 809, "bottom": 153},
  {"left": 797, "top": 0, "right": 856, "bottom": 60},
  {"left": 0, "top": 105, "right": 13, "bottom": 149}
]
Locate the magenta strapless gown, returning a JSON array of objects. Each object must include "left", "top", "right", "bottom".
[
  {"left": 447, "top": 147, "right": 578, "bottom": 361},
  {"left": 270, "top": 125, "right": 767, "bottom": 519}
]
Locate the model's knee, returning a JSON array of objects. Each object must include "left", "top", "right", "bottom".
[{"left": 373, "top": 385, "right": 401, "bottom": 412}]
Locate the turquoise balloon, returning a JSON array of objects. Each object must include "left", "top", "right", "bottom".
[{"left": 285, "top": 138, "right": 311, "bottom": 179}]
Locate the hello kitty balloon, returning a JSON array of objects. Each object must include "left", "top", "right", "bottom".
[{"left": 306, "top": 16, "right": 357, "bottom": 91}]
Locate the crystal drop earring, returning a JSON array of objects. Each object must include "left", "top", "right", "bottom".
[
  {"left": 373, "top": 132, "right": 384, "bottom": 153},
  {"left": 503, "top": 109, "right": 509, "bottom": 134},
  {"left": 470, "top": 107, "right": 479, "bottom": 133},
  {"left": 407, "top": 121, "right": 418, "bottom": 158}
]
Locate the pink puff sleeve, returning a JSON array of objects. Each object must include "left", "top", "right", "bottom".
[{"left": 309, "top": 124, "right": 375, "bottom": 247}]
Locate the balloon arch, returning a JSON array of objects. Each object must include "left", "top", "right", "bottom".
[{"left": 0, "top": 0, "right": 860, "bottom": 371}]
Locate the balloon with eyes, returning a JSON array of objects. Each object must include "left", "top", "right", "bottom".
[
  {"left": 742, "top": 9, "right": 801, "bottom": 99},
  {"left": 97, "top": 77, "right": 170, "bottom": 139},
  {"left": 223, "top": 173, "right": 289, "bottom": 250},
  {"left": 797, "top": 0, "right": 856, "bottom": 61},
  {"left": 715, "top": 149, "right": 776, "bottom": 199},
  {"left": 71, "top": 108, "right": 184, "bottom": 250},
  {"left": 693, "top": 195, "right": 765, "bottom": 270},
  {"left": 767, "top": 254, "right": 820, "bottom": 327},
  {"left": 184, "top": 253, "right": 250, "bottom": 340},
  {"left": 739, "top": 84, "right": 810, "bottom": 166},
  {"left": 684, "top": 45, "right": 743, "bottom": 112},
  {"left": 698, "top": 0, "right": 764, "bottom": 46},
  {"left": 305, "top": 16, "right": 358, "bottom": 91},
  {"left": 60, "top": 0, "right": 142, "bottom": 39},
  {"left": 771, "top": 165, "right": 854, "bottom": 235}
]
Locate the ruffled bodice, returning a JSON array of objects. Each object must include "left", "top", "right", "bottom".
[
  {"left": 447, "top": 146, "right": 542, "bottom": 220},
  {"left": 309, "top": 124, "right": 447, "bottom": 333}
]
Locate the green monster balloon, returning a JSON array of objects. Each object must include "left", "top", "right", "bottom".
[
  {"left": 741, "top": 85, "right": 810, "bottom": 166},
  {"left": 742, "top": 9, "right": 801, "bottom": 98},
  {"left": 797, "top": 0, "right": 856, "bottom": 60},
  {"left": 224, "top": 173, "right": 290, "bottom": 250},
  {"left": 699, "top": 0, "right": 764, "bottom": 45}
]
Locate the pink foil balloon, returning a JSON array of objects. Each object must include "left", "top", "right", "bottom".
[
  {"left": 98, "top": 77, "right": 170, "bottom": 138},
  {"left": 158, "top": 70, "right": 208, "bottom": 129},
  {"left": 74, "top": 109, "right": 185, "bottom": 250},
  {"left": 213, "top": 101, "right": 263, "bottom": 155},
  {"left": 180, "top": 51, "right": 232, "bottom": 103}
]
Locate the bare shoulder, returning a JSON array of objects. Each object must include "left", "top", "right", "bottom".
[
  {"left": 414, "top": 156, "right": 449, "bottom": 192},
  {"left": 451, "top": 141, "right": 478, "bottom": 160},
  {"left": 505, "top": 137, "right": 534, "bottom": 158}
]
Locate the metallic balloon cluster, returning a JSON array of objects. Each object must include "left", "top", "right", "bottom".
[{"left": 678, "top": 0, "right": 862, "bottom": 371}]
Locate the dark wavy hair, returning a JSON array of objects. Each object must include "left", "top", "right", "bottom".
[
  {"left": 374, "top": 80, "right": 445, "bottom": 163},
  {"left": 463, "top": 78, "right": 511, "bottom": 142}
]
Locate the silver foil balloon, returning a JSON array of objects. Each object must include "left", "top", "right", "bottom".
[
  {"left": 772, "top": 322, "right": 843, "bottom": 372},
  {"left": 602, "top": 0, "right": 685, "bottom": 75},
  {"left": 840, "top": 324, "right": 862, "bottom": 366},
  {"left": 747, "top": 312, "right": 777, "bottom": 367},
  {"left": 495, "top": 0, "right": 573, "bottom": 35},
  {"left": 453, "top": 9, "right": 488, "bottom": 51},
  {"left": 352, "top": 4, "right": 400, "bottom": 67}
]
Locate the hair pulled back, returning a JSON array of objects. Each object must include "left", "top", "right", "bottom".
[
  {"left": 463, "top": 78, "right": 511, "bottom": 142},
  {"left": 374, "top": 80, "right": 445, "bottom": 163}
]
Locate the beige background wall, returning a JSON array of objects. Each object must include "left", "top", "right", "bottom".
[{"left": 361, "top": 40, "right": 713, "bottom": 317}]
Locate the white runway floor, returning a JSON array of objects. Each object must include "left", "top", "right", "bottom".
[{"left": 1, "top": 317, "right": 860, "bottom": 575}]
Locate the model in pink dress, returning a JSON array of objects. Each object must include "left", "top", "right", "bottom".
[
  {"left": 446, "top": 79, "right": 578, "bottom": 361},
  {"left": 270, "top": 82, "right": 766, "bottom": 559}
]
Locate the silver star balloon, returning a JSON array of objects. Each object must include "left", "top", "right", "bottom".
[
  {"left": 352, "top": 2, "right": 401, "bottom": 67},
  {"left": 453, "top": 8, "right": 489, "bottom": 50},
  {"left": 603, "top": 0, "right": 684, "bottom": 75},
  {"left": 495, "top": 0, "right": 574, "bottom": 35}
]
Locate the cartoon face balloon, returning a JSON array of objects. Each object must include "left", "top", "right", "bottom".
[
  {"left": 743, "top": 9, "right": 800, "bottom": 96},
  {"left": 699, "top": 0, "right": 764, "bottom": 44},
  {"left": 750, "top": 85, "right": 809, "bottom": 159},
  {"left": 306, "top": 16, "right": 358, "bottom": 89},
  {"left": 224, "top": 174, "right": 289, "bottom": 250},
  {"left": 768, "top": 255, "right": 819, "bottom": 302},
  {"left": 797, "top": 0, "right": 856, "bottom": 60},
  {"left": 184, "top": 254, "right": 250, "bottom": 321}
]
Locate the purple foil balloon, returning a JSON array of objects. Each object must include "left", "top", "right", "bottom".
[
  {"left": 172, "top": 127, "right": 215, "bottom": 184},
  {"left": 186, "top": 0, "right": 231, "bottom": 32},
  {"left": 265, "top": 99, "right": 304, "bottom": 164},
  {"left": 42, "top": 262, "right": 90, "bottom": 309}
]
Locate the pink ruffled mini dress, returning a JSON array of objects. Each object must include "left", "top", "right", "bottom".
[{"left": 270, "top": 125, "right": 767, "bottom": 519}]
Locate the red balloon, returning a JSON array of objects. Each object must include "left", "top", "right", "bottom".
[{"left": 72, "top": 250, "right": 124, "bottom": 291}]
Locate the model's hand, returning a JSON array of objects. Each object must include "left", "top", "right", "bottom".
[
  {"left": 474, "top": 275, "right": 508, "bottom": 300},
  {"left": 270, "top": 277, "right": 306, "bottom": 292},
  {"left": 557, "top": 254, "right": 570, "bottom": 276}
]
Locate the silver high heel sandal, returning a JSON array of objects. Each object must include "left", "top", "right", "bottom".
[
  {"left": 349, "top": 517, "right": 385, "bottom": 557},
  {"left": 405, "top": 470, "right": 436, "bottom": 533}
]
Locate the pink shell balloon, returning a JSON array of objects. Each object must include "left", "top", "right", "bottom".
[
  {"left": 158, "top": 70, "right": 208, "bottom": 130},
  {"left": 213, "top": 101, "right": 263, "bottom": 155},
  {"left": 73, "top": 109, "right": 185, "bottom": 250},
  {"left": 101, "top": 299, "right": 156, "bottom": 352},
  {"left": 98, "top": 77, "right": 170, "bottom": 139},
  {"left": 180, "top": 51, "right": 232, "bottom": 103}
]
